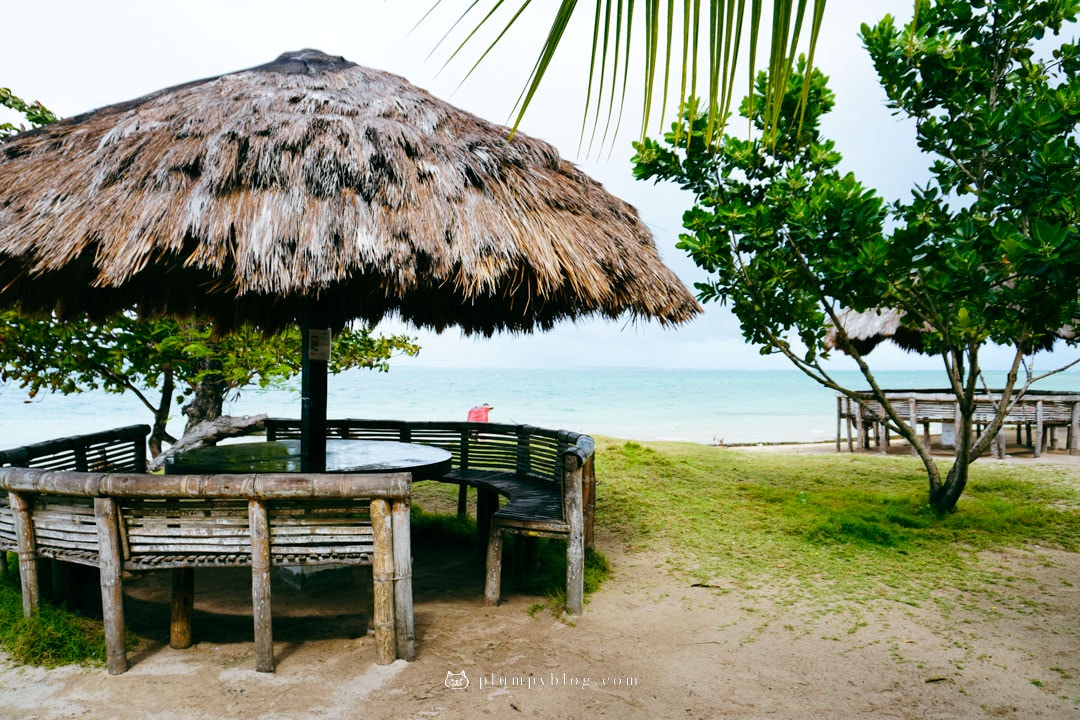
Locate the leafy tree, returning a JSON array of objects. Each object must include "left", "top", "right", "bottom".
[
  {"left": 1, "top": 90, "right": 420, "bottom": 457},
  {"left": 0, "top": 312, "right": 419, "bottom": 456},
  {"left": 633, "top": 0, "right": 1080, "bottom": 514}
]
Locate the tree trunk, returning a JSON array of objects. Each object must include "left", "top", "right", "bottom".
[
  {"left": 930, "top": 407, "right": 973, "bottom": 514},
  {"left": 149, "top": 367, "right": 175, "bottom": 458},
  {"left": 183, "top": 359, "right": 226, "bottom": 433}
]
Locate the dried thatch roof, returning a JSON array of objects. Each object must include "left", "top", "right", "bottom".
[
  {"left": 827, "top": 308, "right": 1074, "bottom": 355},
  {"left": 0, "top": 49, "right": 700, "bottom": 334},
  {"left": 825, "top": 308, "right": 926, "bottom": 355}
]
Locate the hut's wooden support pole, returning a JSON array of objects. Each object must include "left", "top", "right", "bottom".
[
  {"left": 564, "top": 455, "right": 585, "bottom": 617},
  {"left": 94, "top": 497, "right": 127, "bottom": 675},
  {"left": 170, "top": 568, "right": 194, "bottom": 649},
  {"left": 391, "top": 497, "right": 415, "bottom": 661},
  {"left": 300, "top": 301, "right": 329, "bottom": 473},
  {"left": 249, "top": 499, "right": 274, "bottom": 673},
  {"left": 370, "top": 498, "right": 396, "bottom": 665},
  {"left": 10, "top": 491, "right": 39, "bottom": 617}
]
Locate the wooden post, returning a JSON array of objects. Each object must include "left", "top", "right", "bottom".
[
  {"left": 170, "top": 568, "right": 194, "bottom": 649},
  {"left": 300, "top": 301, "right": 329, "bottom": 473},
  {"left": 1070, "top": 402, "right": 1079, "bottom": 456},
  {"left": 582, "top": 453, "right": 596, "bottom": 552},
  {"left": 563, "top": 454, "right": 585, "bottom": 617},
  {"left": 483, "top": 525, "right": 503, "bottom": 607},
  {"left": 94, "top": 497, "right": 128, "bottom": 675},
  {"left": 1035, "top": 400, "right": 1045, "bottom": 458},
  {"left": 836, "top": 396, "right": 842, "bottom": 452},
  {"left": 391, "top": 498, "right": 415, "bottom": 661},
  {"left": 909, "top": 397, "right": 920, "bottom": 456},
  {"left": 845, "top": 398, "right": 854, "bottom": 452},
  {"left": 9, "top": 491, "right": 39, "bottom": 617},
  {"left": 249, "top": 499, "right": 274, "bottom": 673},
  {"left": 855, "top": 403, "right": 866, "bottom": 451},
  {"left": 370, "top": 498, "right": 396, "bottom": 665}
]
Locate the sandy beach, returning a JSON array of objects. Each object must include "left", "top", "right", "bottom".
[{"left": 1, "top": 445, "right": 1078, "bottom": 719}]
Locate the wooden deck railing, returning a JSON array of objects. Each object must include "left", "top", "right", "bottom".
[{"left": 837, "top": 390, "right": 1080, "bottom": 457}]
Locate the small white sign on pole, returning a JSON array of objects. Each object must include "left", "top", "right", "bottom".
[{"left": 308, "top": 329, "right": 332, "bottom": 362}]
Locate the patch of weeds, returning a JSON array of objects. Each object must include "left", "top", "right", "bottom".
[{"left": 0, "top": 561, "right": 107, "bottom": 667}]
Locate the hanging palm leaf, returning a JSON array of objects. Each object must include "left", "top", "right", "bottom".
[{"left": 431, "top": 0, "right": 829, "bottom": 149}]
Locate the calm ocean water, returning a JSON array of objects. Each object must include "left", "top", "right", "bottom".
[{"left": 2, "top": 367, "right": 1079, "bottom": 450}]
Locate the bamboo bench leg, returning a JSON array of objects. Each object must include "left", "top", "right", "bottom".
[
  {"left": 391, "top": 498, "right": 415, "bottom": 661},
  {"left": 10, "top": 491, "right": 39, "bottom": 618},
  {"left": 249, "top": 499, "right": 274, "bottom": 673},
  {"left": 484, "top": 525, "right": 503, "bottom": 607},
  {"left": 370, "top": 498, "right": 396, "bottom": 664},
  {"left": 95, "top": 498, "right": 127, "bottom": 675},
  {"left": 171, "top": 568, "right": 194, "bottom": 649}
]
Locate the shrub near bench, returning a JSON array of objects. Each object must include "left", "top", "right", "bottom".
[{"left": 265, "top": 419, "right": 597, "bottom": 614}]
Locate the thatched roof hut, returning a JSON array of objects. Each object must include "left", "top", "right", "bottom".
[
  {"left": 825, "top": 308, "right": 926, "bottom": 355},
  {"left": 826, "top": 308, "right": 1075, "bottom": 356},
  {"left": 0, "top": 49, "right": 699, "bottom": 334}
]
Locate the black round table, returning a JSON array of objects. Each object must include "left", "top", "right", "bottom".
[{"left": 165, "top": 439, "right": 452, "bottom": 479}]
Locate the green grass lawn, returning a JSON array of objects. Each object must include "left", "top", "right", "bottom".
[
  {"left": 3, "top": 441, "right": 1078, "bottom": 666},
  {"left": 595, "top": 438, "right": 1080, "bottom": 612}
]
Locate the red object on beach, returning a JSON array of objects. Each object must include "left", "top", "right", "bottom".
[{"left": 467, "top": 404, "right": 492, "bottom": 422}]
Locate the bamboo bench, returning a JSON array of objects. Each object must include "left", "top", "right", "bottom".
[
  {"left": 265, "top": 418, "right": 596, "bottom": 615},
  {"left": 0, "top": 425, "right": 414, "bottom": 674}
]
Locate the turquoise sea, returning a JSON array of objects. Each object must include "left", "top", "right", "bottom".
[{"left": 3, "top": 367, "right": 1079, "bottom": 450}]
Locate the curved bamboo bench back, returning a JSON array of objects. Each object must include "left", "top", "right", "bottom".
[{"left": 265, "top": 418, "right": 596, "bottom": 614}]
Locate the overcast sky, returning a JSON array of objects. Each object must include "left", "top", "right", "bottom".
[{"left": 2, "top": 1, "right": 1074, "bottom": 373}]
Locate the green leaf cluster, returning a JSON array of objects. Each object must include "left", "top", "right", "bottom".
[
  {"left": 0, "top": 311, "right": 419, "bottom": 453},
  {"left": 0, "top": 87, "right": 57, "bottom": 139},
  {"left": 633, "top": 56, "right": 887, "bottom": 364}
]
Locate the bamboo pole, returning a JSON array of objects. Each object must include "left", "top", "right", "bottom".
[
  {"left": 170, "top": 568, "right": 194, "bottom": 649},
  {"left": 94, "top": 497, "right": 127, "bottom": 675},
  {"left": 845, "top": 398, "right": 854, "bottom": 452},
  {"left": 582, "top": 453, "right": 596, "bottom": 551},
  {"left": 483, "top": 524, "right": 503, "bottom": 607},
  {"left": 370, "top": 498, "right": 396, "bottom": 664},
  {"left": 1035, "top": 400, "right": 1045, "bottom": 458},
  {"left": 563, "top": 454, "right": 585, "bottom": 617},
  {"left": 249, "top": 499, "right": 274, "bottom": 672},
  {"left": 9, "top": 491, "right": 39, "bottom": 617},
  {"left": 835, "top": 396, "right": 842, "bottom": 452},
  {"left": 391, "top": 498, "right": 415, "bottom": 661},
  {"left": 1070, "top": 402, "right": 1079, "bottom": 456}
]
